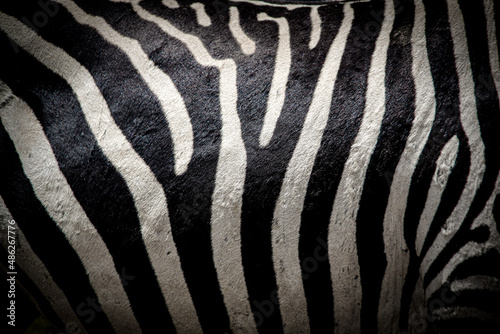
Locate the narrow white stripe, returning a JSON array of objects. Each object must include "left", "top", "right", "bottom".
[
  {"left": 426, "top": 169, "right": 500, "bottom": 298},
  {"left": 431, "top": 307, "right": 500, "bottom": 323},
  {"left": 128, "top": 2, "right": 257, "bottom": 332},
  {"left": 451, "top": 276, "right": 500, "bottom": 293},
  {"left": 162, "top": 0, "right": 179, "bottom": 9},
  {"left": 191, "top": 2, "right": 212, "bottom": 27},
  {"left": 378, "top": 1, "right": 437, "bottom": 330},
  {"left": 56, "top": 0, "right": 193, "bottom": 176},
  {"left": 416, "top": 136, "right": 459, "bottom": 256},
  {"left": 425, "top": 242, "right": 486, "bottom": 299},
  {"left": 329, "top": 1, "right": 394, "bottom": 332},
  {"left": 309, "top": 7, "right": 321, "bottom": 50},
  {"left": 0, "top": 83, "right": 140, "bottom": 333},
  {"left": 272, "top": 6, "right": 353, "bottom": 333},
  {"left": 484, "top": 0, "right": 500, "bottom": 107},
  {"left": 422, "top": 0, "right": 486, "bottom": 274},
  {"left": 0, "top": 196, "right": 88, "bottom": 334},
  {"left": 0, "top": 13, "right": 200, "bottom": 333},
  {"left": 258, "top": 13, "right": 291, "bottom": 147},
  {"left": 229, "top": 6, "right": 256, "bottom": 55},
  {"left": 230, "top": 0, "right": 324, "bottom": 10}
]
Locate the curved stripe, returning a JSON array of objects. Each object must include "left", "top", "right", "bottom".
[
  {"left": 271, "top": 5, "right": 353, "bottom": 333},
  {"left": 378, "top": 1, "right": 437, "bottom": 330},
  {"left": 0, "top": 196, "right": 88, "bottom": 334},
  {"left": 229, "top": 6, "right": 256, "bottom": 55},
  {"left": 425, "top": 242, "right": 486, "bottom": 299},
  {"left": 0, "top": 13, "right": 200, "bottom": 333},
  {"left": 421, "top": 0, "right": 486, "bottom": 274},
  {"left": 309, "top": 7, "right": 321, "bottom": 49},
  {"left": 416, "top": 136, "right": 459, "bottom": 256},
  {"left": 128, "top": 2, "right": 257, "bottom": 332},
  {"left": 329, "top": 1, "right": 394, "bottom": 332},
  {"left": 484, "top": 0, "right": 500, "bottom": 107},
  {"left": 0, "top": 82, "right": 140, "bottom": 333},
  {"left": 55, "top": 0, "right": 193, "bottom": 176},
  {"left": 258, "top": 13, "right": 291, "bottom": 147},
  {"left": 191, "top": 2, "right": 212, "bottom": 27}
]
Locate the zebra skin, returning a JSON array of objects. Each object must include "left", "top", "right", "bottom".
[{"left": 0, "top": 0, "right": 499, "bottom": 333}]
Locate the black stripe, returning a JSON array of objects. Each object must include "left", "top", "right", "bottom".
[
  {"left": 423, "top": 0, "right": 500, "bottom": 291},
  {"left": 299, "top": 0, "right": 384, "bottom": 332},
  {"left": 0, "top": 112, "right": 115, "bottom": 333},
  {"left": 0, "top": 4, "right": 180, "bottom": 331},
  {"left": 432, "top": 317, "right": 500, "bottom": 334},
  {"left": 355, "top": 0, "right": 415, "bottom": 332},
  {"left": 70, "top": 0, "right": 234, "bottom": 331},
  {"left": 399, "top": 0, "right": 468, "bottom": 330}
]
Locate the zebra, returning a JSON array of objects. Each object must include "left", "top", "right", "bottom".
[{"left": 0, "top": 0, "right": 499, "bottom": 333}]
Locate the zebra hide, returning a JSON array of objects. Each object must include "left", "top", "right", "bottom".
[{"left": 0, "top": 0, "right": 499, "bottom": 333}]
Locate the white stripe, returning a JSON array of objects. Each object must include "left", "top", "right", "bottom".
[
  {"left": 425, "top": 241, "right": 486, "bottom": 299},
  {"left": 0, "top": 196, "right": 88, "bottom": 334},
  {"left": 451, "top": 276, "right": 500, "bottom": 293},
  {"left": 329, "top": 1, "right": 394, "bottom": 332},
  {"left": 416, "top": 136, "right": 459, "bottom": 256},
  {"left": 258, "top": 13, "right": 291, "bottom": 147},
  {"left": 0, "top": 13, "right": 200, "bottom": 333},
  {"left": 191, "top": 2, "right": 212, "bottom": 27},
  {"left": 0, "top": 82, "right": 140, "bottom": 333},
  {"left": 378, "top": 0, "right": 437, "bottom": 330},
  {"left": 56, "top": 0, "right": 193, "bottom": 176},
  {"left": 422, "top": 0, "right": 486, "bottom": 274},
  {"left": 230, "top": 0, "right": 327, "bottom": 11},
  {"left": 162, "top": 0, "right": 179, "bottom": 9},
  {"left": 309, "top": 7, "right": 321, "bottom": 50},
  {"left": 272, "top": 5, "right": 353, "bottom": 333},
  {"left": 484, "top": 0, "right": 500, "bottom": 108},
  {"left": 128, "top": 2, "right": 257, "bottom": 332},
  {"left": 229, "top": 6, "right": 256, "bottom": 55},
  {"left": 426, "top": 169, "right": 500, "bottom": 298},
  {"left": 431, "top": 306, "right": 500, "bottom": 323}
]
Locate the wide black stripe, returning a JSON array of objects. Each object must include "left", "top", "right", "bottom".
[
  {"left": 423, "top": 0, "right": 500, "bottom": 291},
  {"left": 354, "top": 0, "right": 415, "bottom": 332},
  {"left": 428, "top": 288, "right": 500, "bottom": 316},
  {"left": 0, "top": 113, "right": 115, "bottom": 333},
  {"left": 0, "top": 4, "right": 180, "bottom": 331},
  {"left": 399, "top": 0, "right": 469, "bottom": 330},
  {"left": 69, "top": 0, "right": 232, "bottom": 331},
  {"left": 449, "top": 248, "right": 500, "bottom": 281},
  {"left": 432, "top": 317, "right": 500, "bottom": 334},
  {"left": 298, "top": 0, "right": 384, "bottom": 332}
]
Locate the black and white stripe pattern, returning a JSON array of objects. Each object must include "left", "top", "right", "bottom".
[{"left": 0, "top": 0, "right": 499, "bottom": 333}]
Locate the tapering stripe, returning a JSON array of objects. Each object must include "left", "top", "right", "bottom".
[
  {"left": 0, "top": 196, "right": 88, "bottom": 334},
  {"left": 229, "top": 6, "right": 256, "bottom": 55},
  {"left": 271, "top": 5, "right": 353, "bottom": 333},
  {"left": 309, "top": 7, "right": 321, "bottom": 49},
  {"left": 54, "top": 0, "right": 193, "bottom": 176},
  {"left": 421, "top": 0, "right": 486, "bottom": 275},
  {"left": 258, "top": 13, "right": 291, "bottom": 147},
  {"left": 0, "top": 12, "right": 198, "bottom": 333},
  {"left": 127, "top": 2, "right": 257, "bottom": 332},
  {"left": 416, "top": 136, "right": 459, "bottom": 256},
  {"left": 0, "top": 82, "right": 140, "bottom": 333},
  {"left": 329, "top": 0, "right": 394, "bottom": 332}
]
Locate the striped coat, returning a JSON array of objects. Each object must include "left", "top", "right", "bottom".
[{"left": 0, "top": 0, "right": 499, "bottom": 333}]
